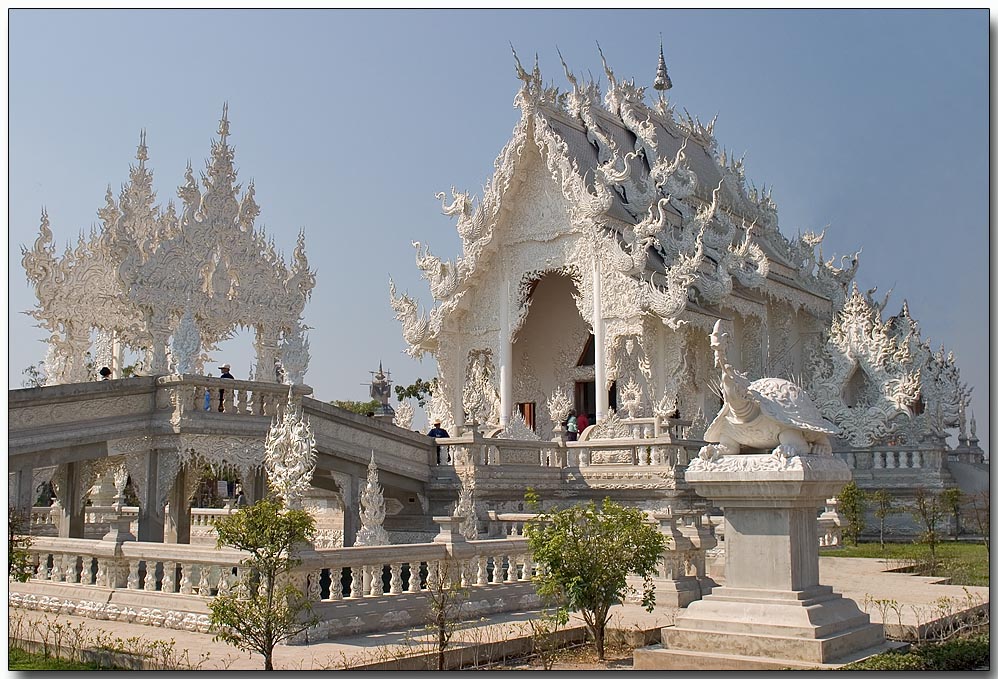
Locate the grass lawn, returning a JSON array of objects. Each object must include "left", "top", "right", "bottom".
[
  {"left": 8, "top": 647, "right": 111, "bottom": 670},
  {"left": 822, "top": 541, "right": 989, "bottom": 586}
]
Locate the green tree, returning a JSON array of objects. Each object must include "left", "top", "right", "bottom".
[
  {"left": 394, "top": 377, "right": 437, "bottom": 407},
  {"left": 837, "top": 481, "right": 867, "bottom": 546},
  {"left": 525, "top": 493, "right": 666, "bottom": 660},
  {"left": 967, "top": 491, "right": 989, "bottom": 554},
  {"left": 331, "top": 399, "right": 381, "bottom": 416},
  {"left": 423, "top": 557, "right": 466, "bottom": 670},
  {"left": 912, "top": 487, "right": 946, "bottom": 573},
  {"left": 871, "top": 489, "right": 899, "bottom": 549},
  {"left": 940, "top": 487, "right": 964, "bottom": 540},
  {"left": 207, "top": 497, "right": 317, "bottom": 670},
  {"left": 20, "top": 363, "right": 45, "bottom": 388},
  {"left": 8, "top": 507, "right": 34, "bottom": 582}
]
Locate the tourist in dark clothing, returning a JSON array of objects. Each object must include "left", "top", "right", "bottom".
[
  {"left": 218, "top": 363, "right": 234, "bottom": 411},
  {"left": 427, "top": 420, "right": 450, "bottom": 438}
]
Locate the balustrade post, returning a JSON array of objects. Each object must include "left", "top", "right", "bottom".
[
  {"left": 161, "top": 562, "right": 176, "bottom": 593},
  {"left": 370, "top": 565, "right": 384, "bottom": 596},
  {"left": 389, "top": 563, "right": 403, "bottom": 594},
  {"left": 912, "top": 451, "right": 922, "bottom": 468},
  {"left": 128, "top": 560, "right": 141, "bottom": 589},
  {"left": 476, "top": 557, "right": 488, "bottom": 586},
  {"left": 66, "top": 554, "right": 80, "bottom": 583},
  {"left": 237, "top": 388, "right": 248, "bottom": 415},
  {"left": 179, "top": 563, "right": 193, "bottom": 594},
  {"left": 328, "top": 568, "right": 344, "bottom": 600},
  {"left": 873, "top": 451, "right": 884, "bottom": 469},
  {"left": 306, "top": 570, "right": 321, "bottom": 601}
]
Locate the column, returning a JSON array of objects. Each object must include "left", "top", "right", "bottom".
[
  {"left": 165, "top": 466, "right": 191, "bottom": 544},
  {"left": 10, "top": 468, "right": 35, "bottom": 513},
  {"left": 137, "top": 450, "right": 165, "bottom": 542},
  {"left": 254, "top": 325, "right": 280, "bottom": 383},
  {"left": 341, "top": 474, "right": 360, "bottom": 547},
  {"left": 58, "top": 462, "right": 85, "bottom": 538},
  {"left": 111, "top": 333, "right": 124, "bottom": 379},
  {"left": 499, "top": 276, "right": 512, "bottom": 426},
  {"left": 245, "top": 468, "right": 267, "bottom": 505},
  {"left": 593, "top": 259, "right": 608, "bottom": 421}
]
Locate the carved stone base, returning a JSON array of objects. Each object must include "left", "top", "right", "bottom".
[{"left": 634, "top": 453, "right": 893, "bottom": 669}]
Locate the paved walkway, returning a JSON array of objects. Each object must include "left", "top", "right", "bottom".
[{"left": 9, "top": 557, "right": 988, "bottom": 670}]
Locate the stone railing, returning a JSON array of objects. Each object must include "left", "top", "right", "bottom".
[
  {"left": 155, "top": 375, "right": 313, "bottom": 419},
  {"left": 434, "top": 429, "right": 701, "bottom": 470},
  {"left": 28, "top": 505, "right": 234, "bottom": 539},
  {"left": 817, "top": 498, "right": 845, "bottom": 549},
  {"left": 13, "top": 518, "right": 539, "bottom": 641},
  {"left": 835, "top": 447, "right": 944, "bottom": 472}
]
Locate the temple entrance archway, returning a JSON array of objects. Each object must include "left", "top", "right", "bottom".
[{"left": 512, "top": 272, "right": 591, "bottom": 438}]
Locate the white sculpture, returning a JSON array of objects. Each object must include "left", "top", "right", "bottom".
[
  {"left": 700, "top": 320, "right": 838, "bottom": 460},
  {"left": 354, "top": 452, "right": 389, "bottom": 547},
  {"left": 22, "top": 109, "right": 315, "bottom": 384},
  {"left": 545, "top": 385, "right": 572, "bottom": 429},
  {"left": 393, "top": 400, "right": 414, "bottom": 430},
  {"left": 264, "top": 389, "right": 316, "bottom": 510}
]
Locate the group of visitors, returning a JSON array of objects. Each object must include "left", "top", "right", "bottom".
[{"left": 564, "top": 410, "right": 591, "bottom": 441}]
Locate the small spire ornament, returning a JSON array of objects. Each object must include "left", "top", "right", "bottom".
[{"left": 654, "top": 37, "right": 673, "bottom": 91}]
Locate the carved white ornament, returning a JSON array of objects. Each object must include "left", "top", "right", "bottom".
[
  {"left": 22, "top": 109, "right": 315, "bottom": 384},
  {"left": 354, "top": 452, "right": 389, "bottom": 547},
  {"left": 264, "top": 390, "right": 317, "bottom": 510},
  {"left": 545, "top": 385, "right": 573, "bottom": 426},
  {"left": 393, "top": 399, "right": 414, "bottom": 430}
]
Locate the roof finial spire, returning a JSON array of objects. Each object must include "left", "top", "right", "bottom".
[
  {"left": 654, "top": 34, "right": 673, "bottom": 91},
  {"left": 218, "top": 102, "right": 230, "bottom": 139},
  {"left": 136, "top": 129, "right": 148, "bottom": 163}
]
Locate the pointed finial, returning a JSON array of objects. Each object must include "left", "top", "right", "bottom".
[
  {"left": 218, "top": 102, "right": 230, "bottom": 138},
  {"left": 136, "top": 129, "right": 148, "bottom": 163},
  {"left": 654, "top": 34, "right": 673, "bottom": 91}
]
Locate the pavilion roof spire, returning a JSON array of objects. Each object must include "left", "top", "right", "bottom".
[
  {"left": 654, "top": 35, "right": 673, "bottom": 91},
  {"left": 136, "top": 129, "right": 148, "bottom": 164},
  {"left": 218, "top": 102, "right": 230, "bottom": 140}
]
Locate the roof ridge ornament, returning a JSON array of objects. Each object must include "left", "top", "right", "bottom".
[{"left": 654, "top": 35, "right": 673, "bottom": 92}]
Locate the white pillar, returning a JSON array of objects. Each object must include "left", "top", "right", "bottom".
[
  {"left": 499, "top": 277, "right": 513, "bottom": 426},
  {"left": 111, "top": 334, "right": 124, "bottom": 378},
  {"left": 593, "top": 259, "right": 608, "bottom": 421}
]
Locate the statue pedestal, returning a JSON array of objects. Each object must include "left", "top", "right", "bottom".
[{"left": 635, "top": 454, "right": 900, "bottom": 670}]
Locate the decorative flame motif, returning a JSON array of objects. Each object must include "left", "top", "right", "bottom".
[
  {"left": 354, "top": 452, "right": 389, "bottom": 546},
  {"left": 545, "top": 385, "right": 573, "bottom": 426},
  {"left": 264, "top": 390, "right": 316, "bottom": 510},
  {"left": 393, "top": 400, "right": 414, "bottom": 430}
]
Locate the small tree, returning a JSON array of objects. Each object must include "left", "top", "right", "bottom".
[
  {"left": 912, "top": 487, "right": 946, "bottom": 574},
  {"left": 208, "top": 497, "right": 317, "bottom": 670},
  {"left": 837, "top": 481, "right": 867, "bottom": 546},
  {"left": 525, "top": 494, "right": 666, "bottom": 661},
  {"left": 940, "top": 487, "right": 963, "bottom": 540},
  {"left": 967, "top": 491, "right": 989, "bottom": 554},
  {"left": 423, "top": 556, "right": 467, "bottom": 671},
  {"left": 394, "top": 377, "right": 437, "bottom": 407},
  {"left": 8, "top": 507, "right": 34, "bottom": 582},
  {"left": 331, "top": 399, "right": 381, "bottom": 416},
  {"left": 871, "top": 489, "right": 899, "bottom": 549}
]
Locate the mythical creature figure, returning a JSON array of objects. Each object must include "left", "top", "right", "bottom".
[{"left": 700, "top": 320, "right": 838, "bottom": 461}]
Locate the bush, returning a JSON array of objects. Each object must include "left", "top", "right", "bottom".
[
  {"left": 838, "top": 633, "right": 989, "bottom": 671},
  {"left": 839, "top": 650, "right": 926, "bottom": 670},
  {"left": 917, "top": 635, "right": 989, "bottom": 671}
]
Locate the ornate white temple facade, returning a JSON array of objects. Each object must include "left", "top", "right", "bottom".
[
  {"left": 391, "top": 50, "right": 983, "bottom": 520},
  {"left": 21, "top": 107, "right": 315, "bottom": 386}
]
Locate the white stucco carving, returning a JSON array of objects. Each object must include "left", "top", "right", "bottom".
[
  {"left": 264, "top": 390, "right": 316, "bottom": 510},
  {"left": 22, "top": 109, "right": 315, "bottom": 384},
  {"left": 354, "top": 453, "right": 389, "bottom": 547},
  {"left": 700, "top": 320, "right": 838, "bottom": 460}
]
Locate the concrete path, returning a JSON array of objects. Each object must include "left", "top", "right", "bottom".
[{"left": 9, "top": 557, "right": 987, "bottom": 670}]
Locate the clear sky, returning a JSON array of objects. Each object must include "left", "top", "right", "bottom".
[{"left": 8, "top": 9, "right": 989, "bottom": 451}]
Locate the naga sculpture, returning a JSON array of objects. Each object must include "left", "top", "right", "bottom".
[{"left": 700, "top": 320, "right": 838, "bottom": 460}]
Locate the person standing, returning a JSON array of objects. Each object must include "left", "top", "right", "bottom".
[
  {"left": 566, "top": 410, "right": 578, "bottom": 441},
  {"left": 218, "top": 363, "right": 234, "bottom": 412},
  {"left": 427, "top": 420, "right": 450, "bottom": 438},
  {"left": 576, "top": 411, "right": 589, "bottom": 436},
  {"left": 98, "top": 367, "right": 112, "bottom": 380}
]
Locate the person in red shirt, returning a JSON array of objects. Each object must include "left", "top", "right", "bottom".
[{"left": 576, "top": 411, "right": 589, "bottom": 435}]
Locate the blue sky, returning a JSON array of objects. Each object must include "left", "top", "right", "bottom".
[{"left": 8, "top": 9, "right": 989, "bottom": 450}]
